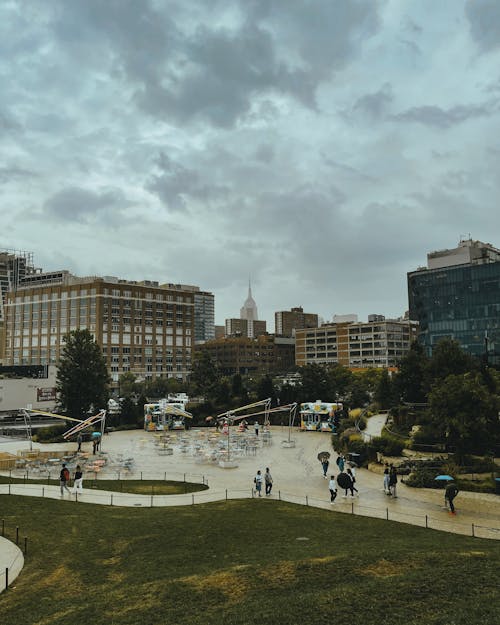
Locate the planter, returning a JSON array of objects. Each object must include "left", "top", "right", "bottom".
[
  {"left": 281, "top": 440, "right": 296, "bottom": 448},
  {"left": 218, "top": 460, "right": 239, "bottom": 469}
]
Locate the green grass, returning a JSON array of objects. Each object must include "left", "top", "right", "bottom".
[
  {"left": 0, "top": 475, "right": 207, "bottom": 495},
  {"left": 1, "top": 496, "right": 499, "bottom": 625}
]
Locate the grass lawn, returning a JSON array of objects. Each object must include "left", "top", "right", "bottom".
[
  {"left": 0, "top": 496, "right": 499, "bottom": 625},
  {"left": 0, "top": 475, "right": 207, "bottom": 495}
]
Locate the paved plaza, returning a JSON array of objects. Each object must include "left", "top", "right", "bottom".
[{"left": 1, "top": 424, "right": 499, "bottom": 590}]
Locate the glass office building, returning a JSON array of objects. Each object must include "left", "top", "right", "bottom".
[{"left": 408, "top": 240, "right": 500, "bottom": 364}]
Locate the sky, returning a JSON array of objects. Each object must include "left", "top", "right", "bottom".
[{"left": 1, "top": 0, "right": 500, "bottom": 330}]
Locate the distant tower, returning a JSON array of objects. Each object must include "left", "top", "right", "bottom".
[{"left": 240, "top": 278, "right": 258, "bottom": 321}]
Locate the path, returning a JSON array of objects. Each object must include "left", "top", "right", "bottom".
[
  {"left": 1, "top": 426, "right": 499, "bottom": 586},
  {"left": 362, "top": 412, "right": 388, "bottom": 441}
]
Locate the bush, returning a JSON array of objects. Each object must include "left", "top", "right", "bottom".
[
  {"left": 368, "top": 435, "right": 405, "bottom": 457},
  {"left": 405, "top": 468, "right": 441, "bottom": 489},
  {"left": 33, "top": 424, "right": 68, "bottom": 443}
]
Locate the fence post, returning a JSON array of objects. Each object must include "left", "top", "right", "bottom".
[
  {"left": 252, "top": 488, "right": 254, "bottom": 498},
  {"left": 425, "top": 515, "right": 428, "bottom": 529},
  {"left": 472, "top": 523, "right": 475, "bottom": 538},
  {"left": 225, "top": 489, "right": 228, "bottom": 501},
  {"left": 24, "top": 537, "right": 28, "bottom": 556},
  {"left": 351, "top": 502, "right": 354, "bottom": 514},
  {"left": 111, "top": 494, "right": 113, "bottom": 507},
  {"left": 164, "top": 472, "right": 166, "bottom": 481},
  {"left": 386, "top": 508, "right": 389, "bottom": 521},
  {"left": 1, "top": 519, "right": 4, "bottom": 537},
  {"left": 306, "top": 495, "right": 308, "bottom": 506},
  {"left": 184, "top": 473, "right": 186, "bottom": 482},
  {"left": 5, "top": 567, "right": 8, "bottom": 591},
  {"left": 279, "top": 490, "right": 281, "bottom": 501},
  {"left": 8, "top": 484, "right": 11, "bottom": 495},
  {"left": 16, "top": 527, "right": 19, "bottom": 545},
  {"left": 192, "top": 494, "right": 194, "bottom": 505},
  {"left": 151, "top": 495, "right": 153, "bottom": 507}
]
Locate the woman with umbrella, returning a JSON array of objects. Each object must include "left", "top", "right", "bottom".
[{"left": 317, "top": 452, "right": 330, "bottom": 479}]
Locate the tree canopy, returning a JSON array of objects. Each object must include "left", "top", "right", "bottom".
[{"left": 56, "top": 329, "right": 110, "bottom": 420}]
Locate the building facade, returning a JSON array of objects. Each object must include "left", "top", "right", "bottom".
[
  {"left": 225, "top": 318, "right": 267, "bottom": 339},
  {"left": 295, "top": 318, "right": 417, "bottom": 369},
  {"left": 275, "top": 306, "right": 318, "bottom": 337},
  {"left": 408, "top": 239, "right": 500, "bottom": 362},
  {"left": 196, "top": 334, "right": 295, "bottom": 376},
  {"left": 3, "top": 273, "right": 196, "bottom": 386}
]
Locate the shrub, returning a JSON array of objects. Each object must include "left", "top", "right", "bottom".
[
  {"left": 33, "top": 424, "right": 68, "bottom": 443},
  {"left": 368, "top": 435, "right": 405, "bottom": 457}
]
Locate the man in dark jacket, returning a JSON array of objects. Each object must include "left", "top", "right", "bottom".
[{"left": 445, "top": 481, "right": 459, "bottom": 514}]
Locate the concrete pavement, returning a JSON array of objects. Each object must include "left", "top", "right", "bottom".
[{"left": 1, "top": 423, "right": 499, "bottom": 588}]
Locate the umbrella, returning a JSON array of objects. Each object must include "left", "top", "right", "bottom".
[
  {"left": 92, "top": 431, "right": 102, "bottom": 438},
  {"left": 205, "top": 416, "right": 214, "bottom": 422},
  {"left": 337, "top": 472, "right": 352, "bottom": 489},
  {"left": 317, "top": 451, "right": 331, "bottom": 462},
  {"left": 435, "top": 475, "right": 454, "bottom": 481}
]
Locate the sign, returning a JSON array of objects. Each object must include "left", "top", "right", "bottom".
[{"left": 37, "top": 387, "right": 57, "bottom": 402}]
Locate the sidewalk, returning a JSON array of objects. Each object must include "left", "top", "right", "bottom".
[{"left": 0, "top": 536, "right": 24, "bottom": 594}]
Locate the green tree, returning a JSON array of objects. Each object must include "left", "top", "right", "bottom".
[
  {"left": 256, "top": 375, "right": 277, "bottom": 405},
  {"left": 428, "top": 373, "right": 499, "bottom": 458},
  {"left": 394, "top": 341, "right": 430, "bottom": 404},
  {"left": 56, "top": 329, "right": 110, "bottom": 420},
  {"left": 299, "top": 363, "right": 332, "bottom": 400},
  {"left": 190, "top": 351, "right": 220, "bottom": 399},
  {"left": 119, "top": 372, "right": 138, "bottom": 398},
  {"left": 428, "top": 338, "right": 477, "bottom": 382},
  {"left": 374, "top": 369, "right": 395, "bottom": 409}
]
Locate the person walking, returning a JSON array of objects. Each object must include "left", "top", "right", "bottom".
[
  {"left": 60, "top": 463, "right": 71, "bottom": 496},
  {"left": 336, "top": 455, "right": 345, "bottom": 472},
  {"left": 321, "top": 459, "right": 330, "bottom": 479},
  {"left": 347, "top": 467, "right": 358, "bottom": 496},
  {"left": 328, "top": 475, "right": 337, "bottom": 503},
  {"left": 73, "top": 464, "right": 83, "bottom": 495},
  {"left": 383, "top": 465, "right": 390, "bottom": 494},
  {"left": 254, "top": 421, "right": 260, "bottom": 437},
  {"left": 445, "top": 481, "right": 459, "bottom": 515},
  {"left": 388, "top": 465, "right": 398, "bottom": 498},
  {"left": 76, "top": 432, "right": 83, "bottom": 452},
  {"left": 254, "top": 470, "right": 263, "bottom": 496},
  {"left": 264, "top": 467, "right": 273, "bottom": 496}
]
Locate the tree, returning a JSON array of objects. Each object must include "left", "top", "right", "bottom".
[
  {"left": 394, "top": 341, "right": 430, "bottom": 404},
  {"left": 119, "top": 372, "right": 138, "bottom": 398},
  {"left": 374, "top": 369, "right": 395, "bottom": 409},
  {"left": 56, "top": 329, "right": 110, "bottom": 420},
  {"left": 428, "top": 373, "right": 500, "bottom": 459},
  {"left": 190, "top": 351, "right": 220, "bottom": 399},
  {"left": 428, "top": 338, "right": 477, "bottom": 382},
  {"left": 256, "top": 375, "right": 277, "bottom": 405},
  {"left": 299, "top": 363, "right": 332, "bottom": 400}
]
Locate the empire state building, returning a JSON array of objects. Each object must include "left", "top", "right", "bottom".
[{"left": 225, "top": 281, "right": 267, "bottom": 338}]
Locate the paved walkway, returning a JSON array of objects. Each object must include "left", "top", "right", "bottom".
[
  {"left": 1, "top": 424, "right": 499, "bottom": 586},
  {"left": 0, "top": 536, "right": 24, "bottom": 595}
]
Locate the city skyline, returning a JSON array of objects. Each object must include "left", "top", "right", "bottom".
[{"left": 2, "top": 1, "right": 500, "bottom": 327}]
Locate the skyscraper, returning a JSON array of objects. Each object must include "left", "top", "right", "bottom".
[
  {"left": 240, "top": 279, "right": 258, "bottom": 321},
  {"left": 408, "top": 239, "right": 500, "bottom": 363}
]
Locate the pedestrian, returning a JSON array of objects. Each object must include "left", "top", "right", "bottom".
[
  {"left": 92, "top": 438, "right": 98, "bottom": 455},
  {"left": 254, "top": 470, "right": 263, "bottom": 496},
  {"left": 321, "top": 459, "right": 330, "bottom": 478},
  {"left": 254, "top": 421, "right": 259, "bottom": 436},
  {"left": 60, "top": 463, "right": 71, "bottom": 496},
  {"left": 389, "top": 465, "right": 398, "bottom": 498},
  {"left": 76, "top": 432, "right": 83, "bottom": 452},
  {"left": 383, "top": 465, "right": 390, "bottom": 494},
  {"left": 444, "top": 481, "right": 459, "bottom": 515},
  {"left": 73, "top": 464, "right": 83, "bottom": 495},
  {"left": 264, "top": 467, "right": 273, "bottom": 495},
  {"left": 347, "top": 467, "right": 358, "bottom": 496},
  {"left": 328, "top": 475, "right": 337, "bottom": 503},
  {"left": 336, "top": 454, "right": 345, "bottom": 472}
]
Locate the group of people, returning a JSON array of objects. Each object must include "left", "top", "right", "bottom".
[
  {"left": 59, "top": 463, "right": 84, "bottom": 496},
  {"left": 383, "top": 464, "right": 399, "bottom": 498},
  {"left": 254, "top": 467, "right": 273, "bottom": 496},
  {"left": 322, "top": 455, "right": 359, "bottom": 502}
]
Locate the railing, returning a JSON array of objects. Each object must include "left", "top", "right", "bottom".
[
  {"left": 0, "top": 520, "right": 28, "bottom": 592},
  {"left": 1, "top": 481, "right": 499, "bottom": 541}
]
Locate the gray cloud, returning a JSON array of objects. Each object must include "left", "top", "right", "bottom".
[
  {"left": 466, "top": 0, "right": 500, "bottom": 52},
  {"left": 352, "top": 83, "right": 393, "bottom": 118},
  {"left": 43, "top": 187, "right": 133, "bottom": 224},
  {"left": 391, "top": 102, "right": 497, "bottom": 128}
]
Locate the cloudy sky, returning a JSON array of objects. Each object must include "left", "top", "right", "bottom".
[{"left": 1, "top": 0, "right": 500, "bottom": 329}]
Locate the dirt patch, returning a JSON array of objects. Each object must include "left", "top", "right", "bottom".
[
  {"left": 179, "top": 568, "right": 251, "bottom": 603},
  {"left": 361, "top": 558, "right": 408, "bottom": 578},
  {"left": 459, "top": 551, "right": 486, "bottom": 557}
]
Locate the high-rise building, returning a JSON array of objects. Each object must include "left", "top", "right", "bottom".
[
  {"left": 159, "top": 283, "right": 214, "bottom": 345},
  {"left": 295, "top": 317, "right": 417, "bottom": 369},
  {"left": 275, "top": 307, "right": 318, "bottom": 337},
  {"left": 225, "top": 280, "right": 266, "bottom": 338},
  {"left": 3, "top": 273, "right": 197, "bottom": 385},
  {"left": 0, "top": 249, "right": 35, "bottom": 363},
  {"left": 408, "top": 239, "right": 500, "bottom": 363}
]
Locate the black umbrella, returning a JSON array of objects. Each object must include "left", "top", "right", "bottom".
[
  {"left": 336, "top": 472, "right": 352, "bottom": 489},
  {"left": 317, "top": 451, "right": 331, "bottom": 462}
]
